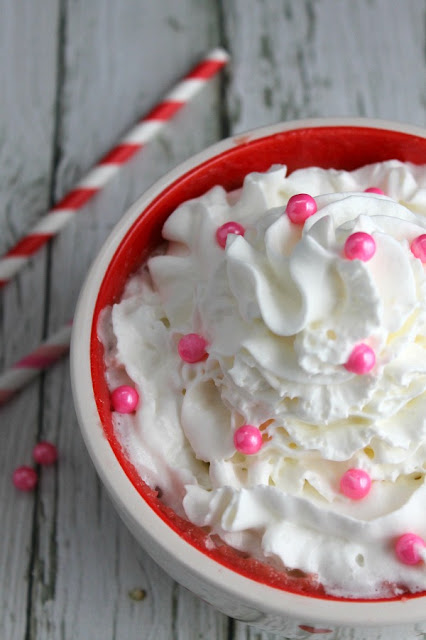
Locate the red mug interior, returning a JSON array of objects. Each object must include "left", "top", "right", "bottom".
[{"left": 90, "top": 125, "right": 426, "bottom": 602}]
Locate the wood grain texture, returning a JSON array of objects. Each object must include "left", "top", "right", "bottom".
[
  {"left": 53, "top": 0, "right": 223, "bottom": 200},
  {"left": 2, "top": 1, "right": 426, "bottom": 639},
  {"left": 0, "top": 0, "right": 60, "bottom": 255},
  {"left": 25, "top": 1, "right": 228, "bottom": 639},
  {"left": 0, "top": 2, "right": 60, "bottom": 640},
  {"left": 223, "top": 0, "right": 426, "bottom": 134},
  {"left": 30, "top": 89, "right": 229, "bottom": 640}
]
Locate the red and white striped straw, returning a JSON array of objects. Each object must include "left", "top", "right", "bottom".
[
  {"left": 0, "top": 47, "right": 229, "bottom": 289},
  {"left": 0, "top": 49, "right": 229, "bottom": 406},
  {"left": 0, "top": 323, "right": 72, "bottom": 407}
]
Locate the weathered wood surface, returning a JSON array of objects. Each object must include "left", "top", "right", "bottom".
[{"left": 1, "top": 1, "right": 426, "bottom": 639}]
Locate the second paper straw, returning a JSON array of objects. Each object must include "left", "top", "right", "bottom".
[{"left": 0, "top": 323, "right": 72, "bottom": 407}]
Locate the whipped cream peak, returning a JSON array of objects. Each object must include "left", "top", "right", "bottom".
[{"left": 101, "top": 161, "right": 426, "bottom": 598}]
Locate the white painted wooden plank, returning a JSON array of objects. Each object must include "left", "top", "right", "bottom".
[
  {"left": 0, "top": 0, "right": 59, "bottom": 255},
  {"left": 3, "top": 1, "right": 426, "bottom": 640},
  {"left": 173, "top": 583, "right": 230, "bottom": 640},
  {"left": 29, "top": 1, "right": 229, "bottom": 639},
  {"left": 0, "top": 2, "right": 60, "bottom": 640},
  {"left": 33, "top": 93, "right": 228, "bottom": 640},
  {"left": 224, "top": 0, "right": 426, "bottom": 135},
  {"left": 53, "top": 0, "right": 224, "bottom": 201}
]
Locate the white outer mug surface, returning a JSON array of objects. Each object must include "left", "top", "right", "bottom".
[{"left": 71, "top": 118, "right": 426, "bottom": 640}]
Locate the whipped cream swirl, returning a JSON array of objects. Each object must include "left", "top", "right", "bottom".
[{"left": 101, "top": 161, "right": 426, "bottom": 598}]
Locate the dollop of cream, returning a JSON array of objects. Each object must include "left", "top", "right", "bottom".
[{"left": 100, "top": 161, "right": 426, "bottom": 598}]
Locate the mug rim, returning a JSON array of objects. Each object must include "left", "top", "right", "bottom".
[{"left": 71, "top": 117, "right": 426, "bottom": 627}]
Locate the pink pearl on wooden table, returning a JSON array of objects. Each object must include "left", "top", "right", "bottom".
[
  {"left": 344, "top": 343, "right": 376, "bottom": 374},
  {"left": 216, "top": 221, "right": 245, "bottom": 249},
  {"left": 285, "top": 193, "right": 317, "bottom": 224},
  {"left": 340, "top": 468, "right": 372, "bottom": 500},
  {"left": 178, "top": 333, "right": 208, "bottom": 363},
  {"left": 33, "top": 441, "right": 58, "bottom": 466},
  {"left": 234, "top": 424, "right": 263, "bottom": 455},
  {"left": 395, "top": 533, "right": 426, "bottom": 565},
  {"left": 410, "top": 234, "right": 426, "bottom": 263},
  {"left": 364, "top": 187, "right": 384, "bottom": 195},
  {"left": 344, "top": 232, "right": 376, "bottom": 261},
  {"left": 12, "top": 466, "right": 38, "bottom": 491},
  {"left": 111, "top": 385, "right": 139, "bottom": 413}
]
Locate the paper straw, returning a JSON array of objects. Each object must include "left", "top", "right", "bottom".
[
  {"left": 0, "top": 323, "right": 72, "bottom": 406},
  {"left": 0, "top": 47, "right": 229, "bottom": 288},
  {"left": 0, "top": 49, "right": 230, "bottom": 406}
]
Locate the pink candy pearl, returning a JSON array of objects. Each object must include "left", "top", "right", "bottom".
[
  {"left": 178, "top": 333, "right": 208, "bottom": 363},
  {"left": 395, "top": 533, "right": 426, "bottom": 565},
  {"left": 13, "top": 466, "right": 38, "bottom": 491},
  {"left": 111, "top": 385, "right": 139, "bottom": 413},
  {"left": 410, "top": 234, "right": 426, "bottom": 263},
  {"left": 33, "top": 441, "right": 58, "bottom": 466},
  {"left": 364, "top": 187, "right": 384, "bottom": 195},
  {"left": 340, "top": 468, "right": 372, "bottom": 500},
  {"left": 286, "top": 193, "right": 317, "bottom": 224},
  {"left": 344, "top": 232, "right": 376, "bottom": 261},
  {"left": 234, "top": 424, "right": 263, "bottom": 455},
  {"left": 344, "top": 343, "right": 376, "bottom": 375},
  {"left": 216, "top": 221, "right": 245, "bottom": 249}
]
